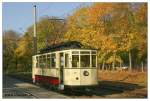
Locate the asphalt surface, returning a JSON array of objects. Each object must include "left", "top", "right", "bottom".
[
  {"left": 3, "top": 75, "right": 147, "bottom": 98},
  {"left": 3, "top": 75, "right": 70, "bottom": 99}
]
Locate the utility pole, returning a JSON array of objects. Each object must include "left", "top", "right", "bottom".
[{"left": 33, "top": 5, "right": 37, "bottom": 55}]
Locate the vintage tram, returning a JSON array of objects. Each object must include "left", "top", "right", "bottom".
[{"left": 32, "top": 41, "right": 98, "bottom": 90}]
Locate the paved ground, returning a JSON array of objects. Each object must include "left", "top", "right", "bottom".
[
  {"left": 3, "top": 75, "right": 147, "bottom": 99},
  {"left": 3, "top": 76, "right": 70, "bottom": 99}
]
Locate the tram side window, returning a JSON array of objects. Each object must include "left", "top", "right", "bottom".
[
  {"left": 92, "top": 55, "right": 96, "bottom": 67},
  {"left": 72, "top": 55, "right": 79, "bottom": 68},
  {"left": 65, "top": 53, "right": 69, "bottom": 68},
  {"left": 81, "top": 55, "right": 90, "bottom": 67},
  {"left": 36, "top": 56, "right": 39, "bottom": 68},
  {"left": 47, "top": 54, "right": 51, "bottom": 68},
  {"left": 51, "top": 54, "right": 56, "bottom": 68},
  {"left": 39, "top": 56, "right": 43, "bottom": 68},
  {"left": 43, "top": 55, "right": 46, "bottom": 68}
]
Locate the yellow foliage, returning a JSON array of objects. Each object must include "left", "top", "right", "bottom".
[{"left": 64, "top": 3, "right": 147, "bottom": 64}]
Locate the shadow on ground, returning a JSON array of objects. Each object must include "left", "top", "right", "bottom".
[{"left": 62, "top": 81, "right": 145, "bottom": 97}]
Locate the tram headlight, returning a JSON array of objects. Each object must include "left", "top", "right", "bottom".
[{"left": 83, "top": 71, "right": 89, "bottom": 76}]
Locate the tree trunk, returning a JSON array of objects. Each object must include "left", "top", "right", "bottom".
[
  {"left": 112, "top": 52, "right": 116, "bottom": 71},
  {"left": 15, "top": 56, "right": 18, "bottom": 72},
  {"left": 120, "top": 62, "right": 122, "bottom": 71},
  {"left": 141, "top": 61, "right": 144, "bottom": 72},
  {"left": 129, "top": 50, "right": 132, "bottom": 71},
  {"left": 102, "top": 61, "right": 105, "bottom": 71},
  {"left": 106, "top": 65, "right": 108, "bottom": 71}
]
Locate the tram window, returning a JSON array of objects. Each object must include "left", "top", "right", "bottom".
[
  {"left": 72, "top": 51, "right": 79, "bottom": 54},
  {"left": 43, "top": 55, "right": 46, "bottom": 68},
  {"left": 51, "top": 54, "right": 56, "bottom": 68},
  {"left": 47, "top": 54, "right": 51, "bottom": 68},
  {"left": 81, "top": 51, "right": 90, "bottom": 54},
  {"left": 65, "top": 53, "right": 69, "bottom": 68},
  {"left": 39, "top": 56, "right": 43, "bottom": 68},
  {"left": 72, "top": 55, "right": 79, "bottom": 67},
  {"left": 60, "top": 53, "right": 64, "bottom": 67},
  {"left": 92, "top": 51, "right": 96, "bottom": 54},
  {"left": 92, "top": 55, "right": 96, "bottom": 67},
  {"left": 36, "top": 56, "right": 39, "bottom": 68},
  {"left": 80, "top": 55, "right": 90, "bottom": 67}
]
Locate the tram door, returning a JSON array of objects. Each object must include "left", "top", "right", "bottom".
[{"left": 59, "top": 53, "right": 64, "bottom": 85}]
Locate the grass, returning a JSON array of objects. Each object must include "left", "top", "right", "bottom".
[
  {"left": 98, "top": 70, "right": 147, "bottom": 87},
  {"left": 98, "top": 70, "right": 147, "bottom": 98}
]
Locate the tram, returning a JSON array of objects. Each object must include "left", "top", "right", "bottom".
[{"left": 32, "top": 41, "right": 98, "bottom": 90}]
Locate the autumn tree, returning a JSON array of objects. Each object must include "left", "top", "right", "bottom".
[
  {"left": 64, "top": 3, "right": 120, "bottom": 70},
  {"left": 14, "top": 16, "right": 66, "bottom": 72},
  {"left": 15, "top": 33, "right": 33, "bottom": 72},
  {"left": 64, "top": 3, "right": 147, "bottom": 71},
  {"left": 110, "top": 4, "right": 147, "bottom": 70},
  {"left": 3, "top": 30, "right": 19, "bottom": 73},
  {"left": 36, "top": 16, "right": 66, "bottom": 51},
  {"left": 4, "top": 3, "right": 147, "bottom": 73},
  {"left": 134, "top": 3, "right": 147, "bottom": 71}
]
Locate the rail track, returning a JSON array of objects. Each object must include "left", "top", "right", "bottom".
[
  {"left": 3, "top": 88, "right": 39, "bottom": 98},
  {"left": 3, "top": 76, "right": 70, "bottom": 98}
]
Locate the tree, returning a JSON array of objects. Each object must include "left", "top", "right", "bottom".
[
  {"left": 15, "top": 33, "right": 33, "bottom": 72},
  {"left": 3, "top": 30, "right": 19, "bottom": 73},
  {"left": 64, "top": 3, "right": 121, "bottom": 70},
  {"left": 135, "top": 3, "right": 147, "bottom": 71},
  {"left": 64, "top": 3, "right": 147, "bottom": 71},
  {"left": 14, "top": 16, "right": 67, "bottom": 72},
  {"left": 26, "top": 16, "right": 66, "bottom": 52},
  {"left": 104, "top": 3, "right": 147, "bottom": 71},
  {"left": 4, "top": 3, "right": 147, "bottom": 73},
  {"left": 36, "top": 16, "right": 66, "bottom": 51}
]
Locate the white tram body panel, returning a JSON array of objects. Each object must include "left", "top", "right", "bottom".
[
  {"left": 32, "top": 49, "right": 98, "bottom": 88},
  {"left": 64, "top": 68, "right": 97, "bottom": 86},
  {"left": 34, "top": 68, "right": 58, "bottom": 77}
]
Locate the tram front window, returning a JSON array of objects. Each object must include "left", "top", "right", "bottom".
[
  {"left": 92, "top": 55, "right": 96, "bottom": 67},
  {"left": 72, "top": 55, "right": 79, "bottom": 68},
  {"left": 80, "top": 55, "right": 90, "bottom": 67}
]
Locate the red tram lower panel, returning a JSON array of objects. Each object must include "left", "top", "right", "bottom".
[{"left": 33, "top": 75, "right": 59, "bottom": 85}]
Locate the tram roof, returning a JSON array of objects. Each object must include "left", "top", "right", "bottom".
[{"left": 39, "top": 41, "right": 96, "bottom": 54}]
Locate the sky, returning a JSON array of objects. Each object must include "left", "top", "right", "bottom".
[{"left": 2, "top": 2, "right": 92, "bottom": 34}]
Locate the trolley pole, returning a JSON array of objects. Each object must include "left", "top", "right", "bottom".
[{"left": 33, "top": 5, "right": 37, "bottom": 55}]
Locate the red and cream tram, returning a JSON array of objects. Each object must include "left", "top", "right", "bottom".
[{"left": 32, "top": 41, "right": 98, "bottom": 90}]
